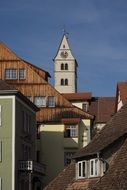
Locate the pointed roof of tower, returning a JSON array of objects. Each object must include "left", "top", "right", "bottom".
[{"left": 53, "top": 33, "right": 78, "bottom": 66}]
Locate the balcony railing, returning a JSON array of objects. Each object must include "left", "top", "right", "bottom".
[{"left": 19, "top": 160, "right": 46, "bottom": 175}]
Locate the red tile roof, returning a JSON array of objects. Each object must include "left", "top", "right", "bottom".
[
  {"left": 62, "top": 92, "right": 92, "bottom": 101},
  {"left": 89, "top": 97, "right": 115, "bottom": 123},
  {"left": 117, "top": 82, "right": 127, "bottom": 104}
]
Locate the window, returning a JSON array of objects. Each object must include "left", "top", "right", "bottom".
[
  {"left": 78, "top": 161, "right": 87, "bottom": 178},
  {"left": 90, "top": 159, "right": 99, "bottom": 177},
  {"left": 34, "top": 96, "right": 46, "bottom": 107},
  {"left": 64, "top": 152, "right": 75, "bottom": 166},
  {"left": 65, "top": 79, "right": 68, "bottom": 85},
  {"left": 61, "top": 79, "right": 64, "bottom": 85},
  {"left": 82, "top": 103, "right": 89, "bottom": 112},
  {"left": 19, "top": 69, "right": 26, "bottom": 79},
  {"left": 22, "top": 111, "right": 31, "bottom": 134},
  {"left": 64, "top": 125, "right": 78, "bottom": 137},
  {"left": 65, "top": 63, "right": 68, "bottom": 70},
  {"left": 22, "top": 144, "right": 31, "bottom": 160},
  {"left": 47, "top": 96, "right": 55, "bottom": 107},
  {"left": 5, "top": 69, "right": 17, "bottom": 79},
  {"left": 61, "top": 63, "right": 64, "bottom": 70}
]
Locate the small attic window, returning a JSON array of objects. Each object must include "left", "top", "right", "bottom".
[{"left": 77, "top": 158, "right": 102, "bottom": 179}]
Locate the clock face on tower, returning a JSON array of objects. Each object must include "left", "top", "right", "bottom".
[{"left": 60, "top": 51, "right": 68, "bottom": 58}]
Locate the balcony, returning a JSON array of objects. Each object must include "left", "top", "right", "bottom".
[{"left": 19, "top": 160, "right": 46, "bottom": 175}]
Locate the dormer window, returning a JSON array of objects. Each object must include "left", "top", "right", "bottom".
[
  {"left": 78, "top": 161, "right": 87, "bottom": 178},
  {"left": 77, "top": 158, "right": 101, "bottom": 179},
  {"left": 90, "top": 159, "right": 99, "bottom": 177}
]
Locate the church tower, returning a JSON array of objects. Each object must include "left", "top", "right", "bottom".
[{"left": 53, "top": 33, "right": 78, "bottom": 93}]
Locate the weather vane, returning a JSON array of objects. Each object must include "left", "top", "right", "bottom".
[{"left": 62, "top": 26, "right": 69, "bottom": 38}]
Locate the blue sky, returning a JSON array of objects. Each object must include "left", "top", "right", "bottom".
[{"left": 0, "top": 0, "right": 127, "bottom": 96}]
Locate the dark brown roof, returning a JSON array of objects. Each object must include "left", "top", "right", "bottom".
[
  {"left": 89, "top": 97, "right": 115, "bottom": 123},
  {"left": 0, "top": 80, "right": 16, "bottom": 90},
  {"left": 62, "top": 92, "right": 92, "bottom": 101},
  {"left": 94, "top": 138, "right": 127, "bottom": 190},
  {"left": 74, "top": 102, "right": 127, "bottom": 159},
  {"left": 44, "top": 161, "right": 99, "bottom": 190},
  {"left": 61, "top": 118, "right": 81, "bottom": 124},
  {"left": 66, "top": 178, "right": 100, "bottom": 190},
  {"left": 37, "top": 107, "right": 93, "bottom": 123},
  {"left": 117, "top": 82, "right": 127, "bottom": 104}
]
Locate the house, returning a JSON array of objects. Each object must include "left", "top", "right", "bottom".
[
  {"left": 44, "top": 98, "right": 127, "bottom": 190},
  {"left": 62, "top": 92, "right": 92, "bottom": 112},
  {"left": 62, "top": 93, "right": 115, "bottom": 135},
  {"left": 0, "top": 41, "right": 94, "bottom": 186},
  {"left": 0, "top": 80, "right": 46, "bottom": 190},
  {"left": 115, "top": 82, "right": 127, "bottom": 112},
  {"left": 89, "top": 97, "right": 115, "bottom": 134}
]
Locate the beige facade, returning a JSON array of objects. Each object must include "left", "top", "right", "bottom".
[
  {"left": 39, "top": 119, "right": 91, "bottom": 185},
  {"left": 54, "top": 34, "right": 77, "bottom": 93}
]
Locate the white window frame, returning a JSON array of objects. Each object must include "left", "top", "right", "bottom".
[
  {"left": 90, "top": 159, "right": 99, "bottom": 177},
  {"left": 19, "top": 69, "right": 26, "bottom": 80},
  {"left": 5, "top": 69, "right": 17, "bottom": 79},
  {"left": 34, "top": 96, "right": 46, "bottom": 107},
  {"left": 64, "top": 125, "right": 78, "bottom": 138},
  {"left": 77, "top": 160, "right": 87, "bottom": 178}
]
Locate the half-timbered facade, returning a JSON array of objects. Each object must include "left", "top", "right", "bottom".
[{"left": 0, "top": 42, "right": 93, "bottom": 186}]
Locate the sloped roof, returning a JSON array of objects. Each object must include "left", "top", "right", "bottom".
[
  {"left": 0, "top": 42, "right": 50, "bottom": 78},
  {"left": 94, "top": 138, "right": 127, "bottom": 190},
  {"left": 74, "top": 102, "right": 127, "bottom": 158},
  {"left": 0, "top": 79, "right": 16, "bottom": 90},
  {"left": 89, "top": 97, "right": 115, "bottom": 123},
  {"left": 117, "top": 82, "right": 127, "bottom": 104},
  {"left": 62, "top": 92, "right": 92, "bottom": 101},
  {"left": 0, "top": 80, "right": 38, "bottom": 111},
  {"left": 44, "top": 161, "right": 99, "bottom": 190}
]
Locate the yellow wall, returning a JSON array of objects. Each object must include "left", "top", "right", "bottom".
[
  {"left": 39, "top": 124, "right": 65, "bottom": 185},
  {"left": 39, "top": 119, "right": 91, "bottom": 186}
]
